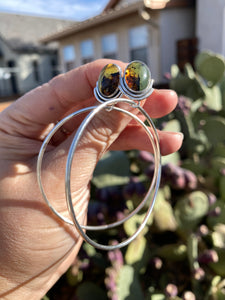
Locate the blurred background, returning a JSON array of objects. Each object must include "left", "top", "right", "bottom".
[{"left": 0, "top": 0, "right": 225, "bottom": 299}]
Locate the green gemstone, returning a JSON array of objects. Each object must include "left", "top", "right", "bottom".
[
  {"left": 98, "top": 63, "right": 120, "bottom": 97},
  {"left": 124, "top": 61, "right": 150, "bottom": 92}
]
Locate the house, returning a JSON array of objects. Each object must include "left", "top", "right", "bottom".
[
  {"left": 41, "top": 0, "right": 196, "bottom": 84},
  {"left": 0, "top": 12, "right": 75, "bottom": 98},
  {"left": 1, "top": 0, "right": 223, "bottom": 102}
]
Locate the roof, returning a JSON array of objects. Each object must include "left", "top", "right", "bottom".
[
  {"left": 41, "top": 0, "right": 194, "bottom": 43},
  {"left": 41, "top": 0, "right": 144, "bottom": 42},
  {"left": 0, "top": 12, "right": 75, "bottom": 52},
  {"left": 104, "top": 0, "right": 140, "bottom": 11}
]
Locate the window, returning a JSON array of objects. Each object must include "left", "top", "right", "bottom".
[
  {"left": 101, "top": 33, "right": 118, "bottom": 59},
  {"left": 32, "top": 60, "right": 40, "bottom": 82},
  {"left": 7, "top": 60, "right": 18, "bottom": 94},
  {"left": 51, "top": 58, "right": 58, "bottom": 77},
  {"left": 63, "top": 45, "right": 75, "bottom": 71},
  {"left": 129, "top": 25, "right": 149, "bottom": 65},
  {"left": 80, "top": 39, "right": 94, "bottom": 64}
]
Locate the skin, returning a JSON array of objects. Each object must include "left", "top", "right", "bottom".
[{"left": 0, "top": 59, "right": 183, "bottom": 299}]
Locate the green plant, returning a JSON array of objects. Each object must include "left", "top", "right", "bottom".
[{"left": 44, "top": 51, "right": 225, "bottom": 300}]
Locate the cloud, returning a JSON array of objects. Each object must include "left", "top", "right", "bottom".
[{"left": 0, "top": 0, "right": 109, "bottom": 20}]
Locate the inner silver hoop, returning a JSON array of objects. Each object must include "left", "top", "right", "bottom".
[
  {"left": 65, "top": 98, "right": 161, "bottom": 250},
  {"left": 37, "top": 98, "right": 161, "bottom": 250}
]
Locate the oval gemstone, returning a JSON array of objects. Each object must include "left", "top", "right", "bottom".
[
  {"left": 98, "top": 63, "right": 120, "bottom": 98},
  {"left": 124, "top": 61, "right": 150, "bottom": 92}
]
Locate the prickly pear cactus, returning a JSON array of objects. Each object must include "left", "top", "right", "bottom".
[
  {"left": 174, "top": 191, "right": 209, "bottom": 234},
  {"left": 45, "top": 51, "right": 225, "bottom": 300}
]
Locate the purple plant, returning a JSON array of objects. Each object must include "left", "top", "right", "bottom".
[
  {"left": 165, "top": 283, "right": 178, "bottom": 297},
  {"left": 105, "top": 246, "right": 124, "bottom": 300},
  {"left": 176, "top": 96, "right": 191, "bottom": 116}
]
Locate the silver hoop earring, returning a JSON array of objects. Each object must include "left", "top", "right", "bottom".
[{"left": 37, "top": 61, "right": 161, "bottom": 251}]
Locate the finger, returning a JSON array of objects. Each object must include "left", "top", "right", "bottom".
[
  {"left": 110, "top": 124, "right": 184, "bottom": 156},
  {"left": 143, "top": 89, "right": 178, "bottom": 118}
]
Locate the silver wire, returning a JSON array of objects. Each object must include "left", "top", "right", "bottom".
[
  {"left": 65, "top": 98, "right": 161, "bottom": 250},
  {"left": 36, "top": 100, "right": 160, "bottom": 234}
]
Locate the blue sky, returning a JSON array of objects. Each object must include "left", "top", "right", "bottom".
[{"left": 0, "top": 0, "right": 109, "bottom": 20}]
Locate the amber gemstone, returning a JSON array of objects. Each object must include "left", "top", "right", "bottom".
[
  {"left": 98, "top": 63, "right": 120, "bottom": 97},
  {"left": 124, "top": 61, "right": 150, "bottom": 92}
]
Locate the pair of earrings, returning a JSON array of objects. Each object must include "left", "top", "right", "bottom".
[
  {"left": 37, "top": 60, "right": 161, "bottom": 250},
  {"left": 95, "top": 60, "right": 154, "bottom": 103}
]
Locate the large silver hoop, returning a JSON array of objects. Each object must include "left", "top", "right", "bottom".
[{"left": 65, "top": 98, "right": 161, "bottom": 250}]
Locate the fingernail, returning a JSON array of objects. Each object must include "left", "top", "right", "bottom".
[
  {"left": 165, "top": 131, "right": 184, "bottom": 140},
  {"left": 174, "top": 132, "right": 184, "bottom": 141}
]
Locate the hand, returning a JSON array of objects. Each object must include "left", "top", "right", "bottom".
[{"left": 0, "top": 59, "right": 183, "bottom": 299}]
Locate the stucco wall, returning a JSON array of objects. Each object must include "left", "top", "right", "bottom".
[
  {"left": 160, "top": 7, "right": 196, "bottom": 78},
  {"left": 18, "top": 53, "right": 57, "bottom": 94},
  {"left": 196, "top": 0, "right": 225, "bottom": 56}
]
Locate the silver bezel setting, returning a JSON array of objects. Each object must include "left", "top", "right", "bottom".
[
  {"left": 120, "top": 60, "right": 154, "bottom": 100},
  {"left": 95, "top": 63, "right": 122, "bottom": 103}
]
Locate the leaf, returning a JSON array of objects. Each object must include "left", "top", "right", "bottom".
[
  {"left": 216, "top": 290, "right": 225, "bottom": 300},
  {"left": 219, "top": 176, "right": 225, "bottom": 200},
  {"left": 181, "top": 159, "right": 206, "bottom": 175},
  {"left": 174, "top": 191, "right": 209, "bottom": 232},
  {"left": 76, "top": 282, "right": 107, "bottom": 300},
  {"left": 150, "top": 294, "right": 166, "bottom": 300},
  {"left": 169, "top": 62, "right": 191, "bottom": 92},
  {"left": 117, "top": 265, "right": 144, "bottom": 300},
  {"left": 184, "top": 63, "right": 195, "bottom": 79},
  {"left": 209, "top": 249, "right": 225, "bottom": 276},
  {"left": 171, "top": 64, "right": 180, "bottom": 78},
  {"left": 211, "top": 157, "right": 225, "bottom": 171},
  {"left": 82, "top": 242, "right": 97, "bottom": 257},
  {"left": 219, "top": 75, "right": 225, "bottom": 110},
  {"left": 123, "top": 212, "right": 153, "bottom": 237},
  {"left": 187, "top": 234, "right": 200, "bottom": 271},
  {"left": 163, "top": 119, "right": 181, "bottom": 133},
  {"left": 195, "top": 51, "right": 225, "bottom": 86},
  {"left": 211, "top": 224, "right": 225, "bottom": 248},
  {"left": 186, "top": 75, "right": 206, "bottom": 100},
  {"left": 213, "top": 144, "right": 225, "bottom": 157},
  {"left": 157, "top": 243, "right": 187, "bottom": 261},
  {"left": 153, "top": 190, "right": 177, "bottom": 232},
  {"left": 203, "top": 116, "right": 225, "bottom": 144},
  {"left": 204, "top": 85, "right": 222, "bottom": 111},
  {"left": 207, "top": 200, "right": 225, "bottom": 229},
  {"left": 92, "top": 151, "right": 130, "bottom": 188},
  {"left": 125, "top": 235, "right": 150, "bottom": 271},
  {"left": 161, "top": 120, "right": 181, "bottom": 165},
  {"left": 161, "top": 151, "right": 180, "bottom": 165}
]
